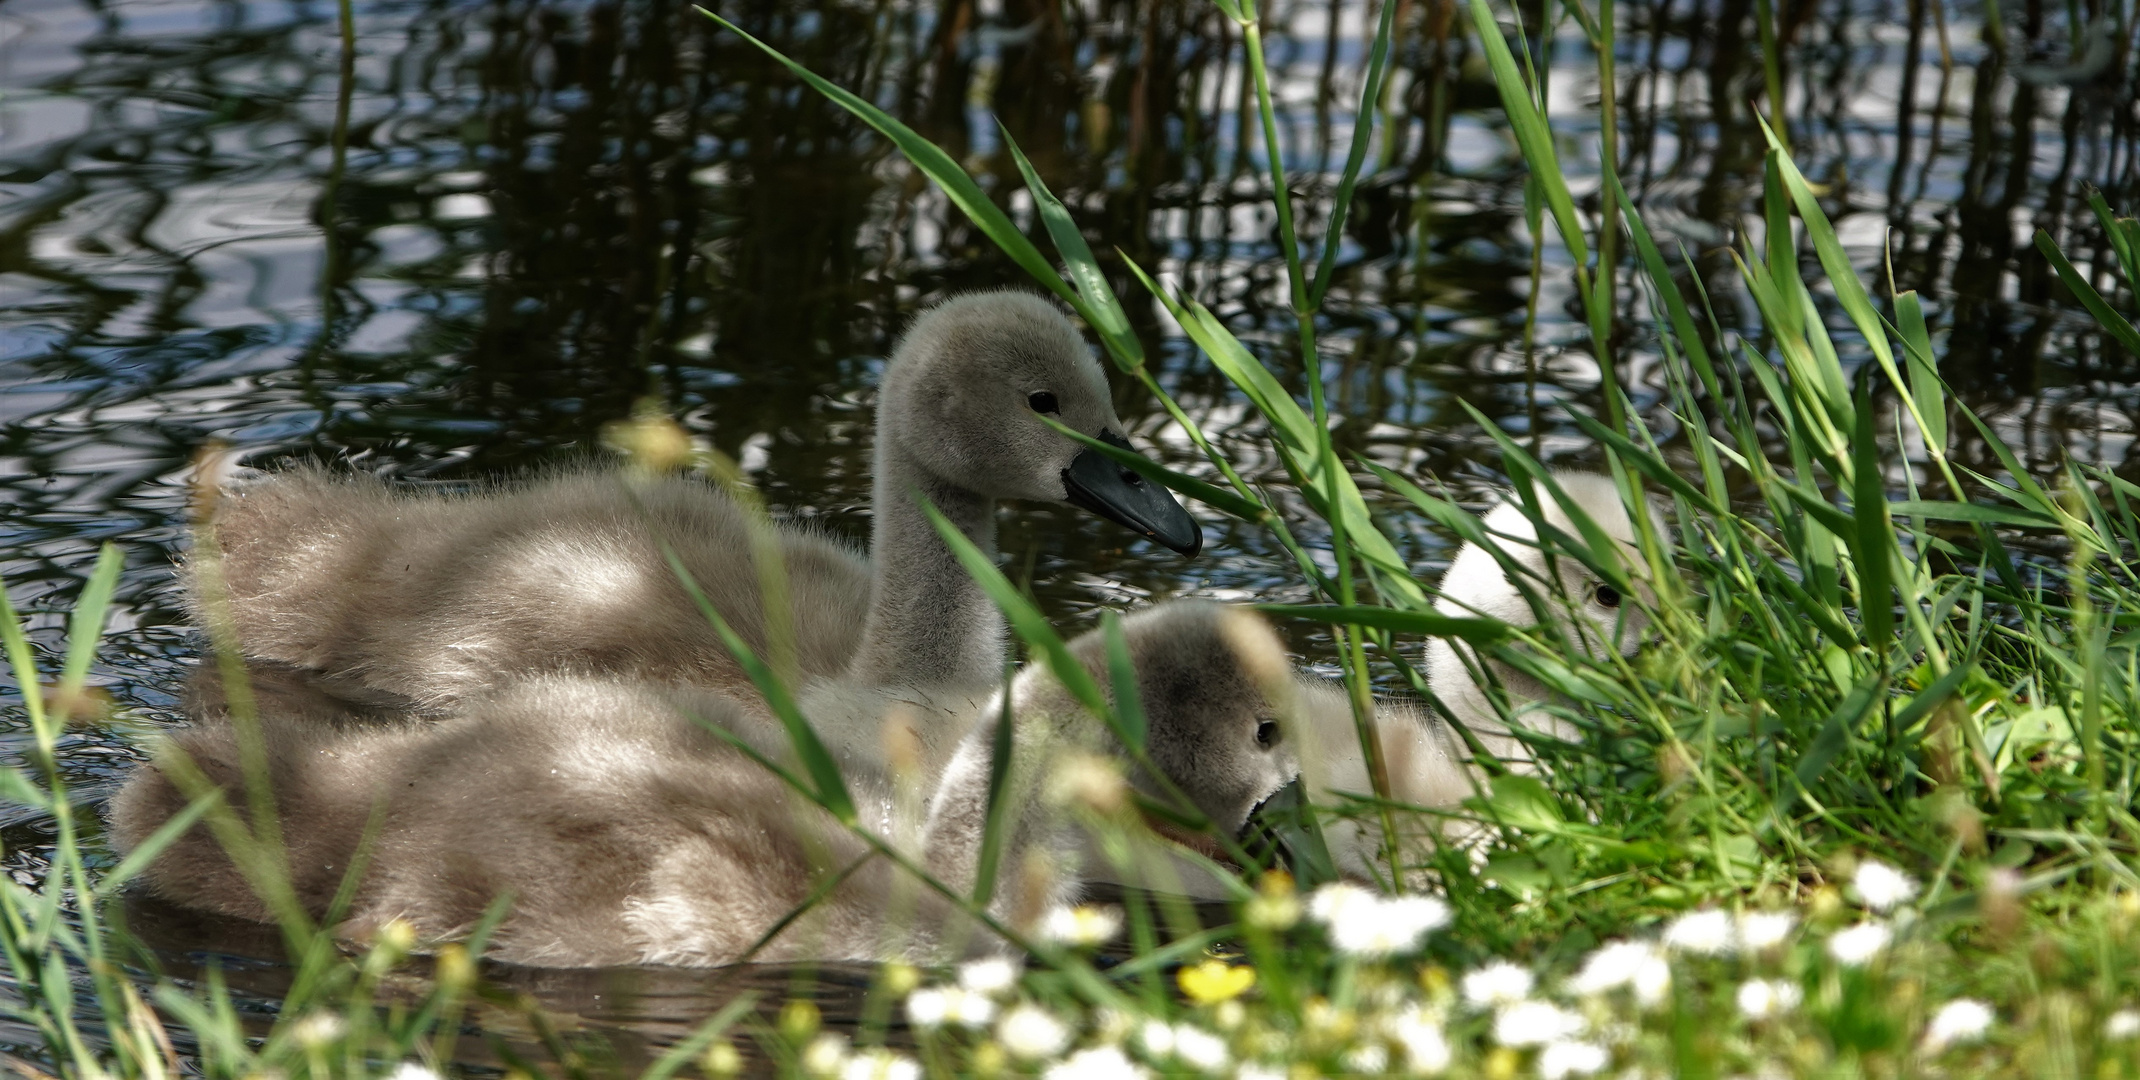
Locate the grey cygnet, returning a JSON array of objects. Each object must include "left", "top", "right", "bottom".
[{"left": 192, "top": 291, "right": 1200, "bottom": 717}]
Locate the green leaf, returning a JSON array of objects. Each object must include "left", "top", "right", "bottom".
[
  {"left": 918, "top": 502, "right": 1113, "bottom": 723},
  {"left": 1257, "top": 604, "right": 1512, "bottom": 644},
  {"left": 1756, "top": 126, "right": 1908, "bottom": 408},
  {"left": 999, "top": 125, "right": 1145, "bottom": 372},
  {"left": 1101, "top": 612, "right": 1148, "bottom": 752},
  {"left": 1781, "top": 670, "right": 1884, "bottom": 819},
  {"left": 1893, "top": 291, "right": 1947, "bottom": 453},
  {"left": 58, "top": 544, "right": 123, "bottom": 707},
  {"left": 660, "top": 544, "right": 856, "bottom": 824},
  {"left": 96, "top": 788, "right": 222, "bottom": 897},
  {"left": 2035, "top": 228, "right": 2140, "bottom": 356},
  {"left": 0, "top": 765, "right": 47, "bottom": 810},
  {"left": 695, "top": 8, "right": 1077, "bottom": 311},
  {"left": 1465, "top": 0, "right": 1588, "bottom": 267},
  {"left": 1892, "top": 661, "right": 1974, "bottom": 733},
  {"left": 1309, "top": 0, "right": 1400, "bottom": 305},
  {"left": 972, "top": 669, "right": 1016, "bottom": 906},
  {"left": 1563, "top": 409, "right": 1727, "bottom": 516},
  {"left": 1887, "top": 500, "right": 2057, "bottom": 528},
  {"left": 1850, "top": 383, "right": 1895, "bottom": 651}
]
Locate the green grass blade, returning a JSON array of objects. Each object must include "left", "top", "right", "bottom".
[
  {"left": 95, "top": 789, "right": 223, "bottom": 897},
  {"left": 58, "top": 544, "right": 122, "bottom": 705},
  {"left": 1850, "top": 384, "right": 1896, "bottom": 652},
  {"left": 658, "top": 543, "right": 856, "bottom": 824},
  {"left": 1101, "top": 612, "right": 1149, "bottom": 751},
  {"left": 1780, "top": 670, "right": 1885, "bottom": 820},
  {"left": 0, "top": 570, "right": 48, "bottom": 737},
  {"left": 1888, "top": 500, "right": 2057, "bottom": 528},
  {"left": 1563, "top": 409, "right": 1727, "bottom": 516},
  {"left": 2087, "top": 190, "right": 2140, "bottom": 286},
  {"left": 918, "top": 502, "right": 1111, "bottom": 720},
  {"left": 1893, "top": 291, "right": 1947, "bottom": 453},
  {"left": 971, "top": 669, "right": 1016, "bottom": 906},
  {"left": 1465, "top": 0, "right": 1588, "bottom": 267},
  {"left": 641, "top": 997, "right": 759, "bottom": 1080},
  {"left": 999, "top": 124, "right": 1146, "bottom": 372},
  {"left": 2034, "top": 229, "right": 2140, "bottom": 355},
  {"left": 1308, "top": 0, "right": 1400, "bottom": 306},
  {"left": 1605, "top": 169, "right": 1721, "bottom": 402},
  {"left": 695, "top": 8, "right": 1076, "bottom": 310}
]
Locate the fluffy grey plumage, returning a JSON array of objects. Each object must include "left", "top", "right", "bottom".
[
  {"left": 108, "top": 602, "right": 1299, "bottom": 967},
  {"left": 195, "top": 291, "right": 1152, "bottom": 714}
]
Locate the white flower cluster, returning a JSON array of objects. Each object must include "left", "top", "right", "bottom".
[
  {"left": 799, "top": 1034, "right": 922, "bottom": 1080},
  {"left": 861, "top": 857, "right": 2019, "bottom": 1080},
  {"left": 1306, "top": 883, "right": 1451, "bottom": 959}
]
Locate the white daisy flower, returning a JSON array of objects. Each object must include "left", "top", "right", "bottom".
[
  {"left": 957, "top": 957, "right": 1021, "bottom": 997},
  {"left": 1735, "top": 910, "right": 1797, "bottom": 951},
  {"left": 1569, "top": 941, "right": 1671, "bottom": 1008},
  {"left": 1171, "top": 1026, "right": 1229, "bottom": 1073},
  {"left": 1134, "top": 1020, "right": 1175, "bottom": 1058},
  {"left": 1040, "top": 904, "right": 1124, "bottom": 948},
  {"left": 1922, "top": 999, "right": 1994, "bottom": 1052},
  {"left": 1306, "top": 882, "right": 1378, "bottom": 927},
  {"left": 1734, "top": 979, "right": 1803, "bottom": 1019},
  {"left": 1342, "top": 1044, "right": 1389, "bottom": 1074},
  {"left": 1825, "top": 921, "right": 1893, "bottom": 967},
  {"left": 384, "top": 1063, "right": 441, "bottom": 1080},
  {"left": 904, "top": 987, "right": 995, "bottom": 1030},
  {"left": 1326, "top": 894, "right": 1451, "bottom": 959},
  {"left": 800, "top": 1034, "right": 849, "bottom": 1079},
  {"left": 2106, "top": 1010, "right": 2140, "bottom": 1040},
  {"left": 997, "top": 1004, "right": 1071, "bottom": 1061},
  {"left": 840, "top": 1049, "right": 920, "bottom": 1080},
  {"left": 1851, "top": 860, "right": 1920, "bottom": 913},
  {"left": 1661, "top": 909, "right": 1735, "bottom": 955},
  {"left": 1461, "top": 961, "right": 1535, "bottom": 1009},
  {"left": 1538, "top": 1040, "right": 1610, "bottom": 1079},
  {"left": 1387, "top": 1007, "right": 1452, "bottom": 1073},
  {"left": 1043, "top": 1045, "right": 1148, "bottom": 1080},
  {"left": 1493, "top": 1000, "right": 1587, "bottom": 1047}
]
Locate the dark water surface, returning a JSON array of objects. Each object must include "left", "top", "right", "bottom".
[{"left": 1, "top": 0, "right": 2136, "bottom": 1061}]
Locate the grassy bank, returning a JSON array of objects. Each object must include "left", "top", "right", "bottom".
[{"left": 5, "top": 0, "right": 2140, "bottom": 1074}]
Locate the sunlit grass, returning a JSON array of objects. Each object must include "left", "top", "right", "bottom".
[{"left": 3, "top": 0, "right": 2139, "bottom": 1073}]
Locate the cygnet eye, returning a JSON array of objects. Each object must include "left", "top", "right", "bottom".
[
  {"left": 1594, "top": 583, "right": 1622, "bottom": 609},
  {"left": 1027, "top": 391, "right": 1060, "bottom": 414},
  {"left": 1255, "top": 719, "right": 1281, "bottom": 749}
]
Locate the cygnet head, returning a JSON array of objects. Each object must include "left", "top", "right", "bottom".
[
  {"left": 1424, "top": 472, "right": 1665, "bottom": 748},
  {"left": 1028, "top": 601, "right": 1299, "bottom": 836},
  {"left": 878, "top": 291, "right": 1200, "bottom": 555}
]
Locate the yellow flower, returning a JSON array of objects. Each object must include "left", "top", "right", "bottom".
[{"left": 1178, "top": 959, "right": 1256, "bottom": 1004}]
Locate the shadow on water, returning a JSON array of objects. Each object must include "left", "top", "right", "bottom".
[{"left": 1, "top": 0, "right": 2136, "bottom": 1064}]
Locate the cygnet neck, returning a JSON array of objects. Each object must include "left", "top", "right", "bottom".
[{"left": 850, "top": 437, "right": 1004, "bottom": 691}]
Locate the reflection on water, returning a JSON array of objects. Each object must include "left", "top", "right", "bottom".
[{"left": 1, "top": 0, "right": 2136, "bottom": 1062}]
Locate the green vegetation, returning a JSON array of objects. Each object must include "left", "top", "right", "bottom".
[{"left": 4, "top": 0, "right": 2139, "bottom": 1074}]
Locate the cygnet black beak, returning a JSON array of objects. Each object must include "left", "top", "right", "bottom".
[
  {"left": 1061, "top": 430, "right": 1203, "bottom": 557},
  {"left": 1238, "top": 778, "right": 1337, "bottom": 881}
]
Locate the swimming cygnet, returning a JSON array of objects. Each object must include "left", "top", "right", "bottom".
[
  {"left": 193, "top": 291, "right": 1199, "bottom": 717},
  {"left": 107, "top": 602, "right": 1296, "bottom": 967}
]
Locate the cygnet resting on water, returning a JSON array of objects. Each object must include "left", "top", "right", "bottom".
[
  {"left": 194, "top": 291, "right": 1200, "bottom": 719},
  {"left": 108, "top": 602, "right": 1297, "bottom": 967}
]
